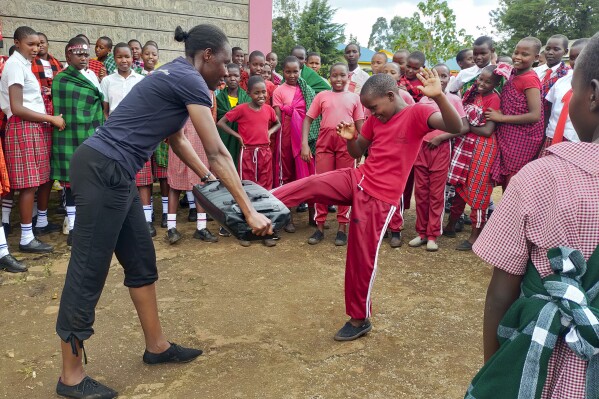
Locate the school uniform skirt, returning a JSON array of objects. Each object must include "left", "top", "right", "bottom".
[
  {"left": 167, "top": 118, "right": 208, "bottom": 191},
  {"left": 135, "top": 160, "right": 153, "bottom": 187},
  {"left": 4, "top": 115, "right": 50, "bottom": 189}
]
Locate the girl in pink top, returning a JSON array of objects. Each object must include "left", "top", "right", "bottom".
[
  {"left": 272, "top": 56, "right": 317, "bottom": 188},
  {"left": 300, "top": 63, "right": 365, "bottom": 246}
]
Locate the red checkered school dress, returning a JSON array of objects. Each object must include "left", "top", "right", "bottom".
[
  {"left": 454, "top": 92, "right": 501, "bottom": 211},
  {"left": 490, "top": 70, "right": 544, "bottom": 185},
  {"left": 135, "top": 160, "right": 153, "bottom": 187},
  {"left": 4, "top": 116, "right": 51, "bottom": 189},
  {"left": 167, "top": 118, "right": 208, "bottom": 191},
  {"left": 474, "top": 142, "right": 599, "bottom": 399}
]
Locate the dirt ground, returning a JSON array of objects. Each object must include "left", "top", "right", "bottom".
[{"left": 0, "top": 190, "right": 502, "bottom": 399}]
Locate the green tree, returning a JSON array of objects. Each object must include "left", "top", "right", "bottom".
[
  {"left": 491, "top": 0, "right": 599, "bottom": 51},
  {"left": 272, "top": 0, "right": 301, "bottom": 60},
  {"left": 367, "top": 16, "right": 411, "bottom": 51},
  {"left": 392, "top": 0, "right": 473, "bottom": 65},
  {"left": 296, "top": 0, "right": 345, "bottom": 67},
  {"left": 348, "top": 34, "right": 360, "bottom": 48}
]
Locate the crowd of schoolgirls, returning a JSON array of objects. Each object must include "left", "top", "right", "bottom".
[
  {"left": 1, "top": 21, "right": 599, "bottom": 399},
  {"left": 0, "top": 27, "right": 588, "bottom": 265}
]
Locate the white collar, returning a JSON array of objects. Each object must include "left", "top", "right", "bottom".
[{"left": 12, "top": 51, "right": 31, "bottom": 66}]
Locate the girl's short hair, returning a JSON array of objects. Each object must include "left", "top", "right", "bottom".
[
  {"left": 128, "top": 39, "right": 142, "bottom": 47},
  {"left": 249, "top": 50, "right": 265, "bottom": 62},
  {"left": 113, "top": 42, "right": 131, "bottom": 56},
  {"left": 14, "top": 26, "right": 37, "bottom": 41},
  {"left": 174, "top": 25, "right": 229, "bottom": 58},
  {"left": 247, "top": 75, "right": 265, "bottom": 92},
  {"left": 329, "top": 62, "right": 348, "bottom": 74},
  {"left": 98, "top": 36, "right": 113, "bottom": 49},
  {"left": 282, "top": 56, "right": 301, "bottom": 69}
]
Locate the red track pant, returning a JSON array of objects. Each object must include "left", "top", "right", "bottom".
[
  {"left": 272, "top": 168, "right": 396, "bottom": 319},
  {"left": 314, "top": 129, "right": 354, "bottom": 225},
  {"left": 239, "top": 145, "right": 273, "bottom": 190},
  {"left": 414, "top": 141, "right": 450, "bottom": 240}
]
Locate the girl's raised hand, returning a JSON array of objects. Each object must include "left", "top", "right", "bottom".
[
  {"left": 416, "top": 67, "right": 443, "bottom": 98},
  {"left": 336, "top": 121, "right": 356, "bottom": 141}
]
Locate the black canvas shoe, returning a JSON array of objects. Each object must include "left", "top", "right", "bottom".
[
  {"left": 389, "top": 232, "right": 402, "bottom": 248},
  {"left": 33, "top": 222, "right": 61, "bottom": 236},
  {"left": 148, "top": 223, "right": 156, "bottom": 237},
  {"left": 19, "top": 238, "right": 53, "bottom": 253},
  {"left": 334, "top": 231, "right": 348, "bottom": 246},
  {"left": 167, "top": 228, "right": 182, "bottom": 245},
  {"left": 218, "top": 226, "right": 231, "bottom": 237},
  {"left": 142, "top": 342, "right": 202, "bottom": 365},
  {"left": 307, "top": 230, "right": 324, "bottom": 245},
  {"left": 0, "top": 254, "right": 27, "bottom": 273},
  {"left": 193, "top": 228, "right": 218, "bottom": 242},
  {"left": 56, "top": 376, "right": 118, "bottom": 399},
  {"left": 334, "top": 319, "right": 372, "bottom": 341}
]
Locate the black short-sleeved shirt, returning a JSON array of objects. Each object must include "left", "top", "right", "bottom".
[{"left": 84, "top": 57, "right": 212, "bottom": 178}]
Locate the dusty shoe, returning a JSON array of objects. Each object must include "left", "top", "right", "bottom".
[
  {"left": 308, "top": 230, "right": 324, "bottom": 245},
  {"left": 167, "top": 228, "right": 182, "bottom": 245},
  {"left": 56, "top": 376, "right": 118, "bottom": 399},
  {"left": 142, "top": 342, "right": 202, "bottom": 365},
  {"left": 456, "top": 240, "right": 473, "bottom": 251},
  {"left": 148, "top": 222, "right": 156, "bottom": 237},
  {"left": 193, "top": 228, "right": 218, "bottom": 242},
  {"left": 284, "top": 222, "right": 296, "bottom": 233},
  {"left": 426, "top": 240, "right": 439, "bottom": 252},
  {"left": 334, "top": 231, "right": 347, "bottom": 246},
  {"left": 334, "top": 319, "right": 372, "bottom": 341},
  {"left": 408, "top": 236, "right": 427, "bottom": 247},
  {"left": 239, "top": 239, "right": 251, "bottom": 247},
  {"left": 263, "top": 238, "right": 277, "bottom": 247},
  {"left": 161, "top": 214, "right": 168, "bottom": 228},
  {"left": 218, "top": 226, "right": 231, "bottom": 237},
  {"left": 442, "top": 229, "right": 456, "bottom": 238},
  {"left": 19, "top": 238, "right": 53, "bottom": 253},
  {"left": 390, "top": 232, "right": 403, "bottom": 248},
  {"left": 33, "top": 222, "right": 61, "bottom": 236},
  {"left": 188, "top": 208, "right": 197, "bottom": 222}
]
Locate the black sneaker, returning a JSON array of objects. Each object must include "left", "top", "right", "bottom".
[
  {"left": 3, "top": 223, "right": 11, "bottom": 236},
  {"left": 455, "top": 216, "right": 465, "bottom": 233},
  {"left": 390, "top": 231, "right": 402, "bottom": 248},
  {"left": 19, "top": 238, "right": 53, "bottom": 253},
  {"left": 167, "top": 228, "right": 182, "bottom": 245},
  {"left": 284, "top": 223, "right": 296, "bottom": 233},
  {"left": 142, "top": 342, "right": 202, "bottom": 365},
  {"left": 56, "top": 376, "right": 118, "bottom": 399},
  {"left": 161, "top": 214, "right": 168, "bottom": 228},
  {"left": 442, "top": 230, "right": 457, "bottom": 238},
  {"left": 193, "top": 228, "right": 218, "bottom": 242},
  {"left": 262, "top": 238, "right": 276, "bottom": 247},
  {"left": 334, "top": 231, "right": 347, "bottom": 246},
  {"left": 307, "top": 230, "right": 324, "bottom": 245},
  {"left": 334, "top": 319, "right": 372, "bottom": 341},
  {"left": 0, "top": 254, "right": 27, "bottom": 273},
  {"left": 296, "top": 203, "right": 308, "bottom": 213},
  {"left": 218, "top": 226, "right": 231, "bottom": 237},
  {"left": 188, "top": 208, "right": 197, "bottom": 222},
  {"left": 33, "top": 222, "right": 62, "bottom": 236},
  {"left": 179, "top": 196, "right": 189, "bottom": 208},
  {"left": 148, "top": 222, "right": 156, "bottom": 237},
  {"left": 463, "top": 213, "right": 472, "bottom": 225},
  {"left": 456, "top": 240, "right": 474, "bottom": 251},
  {"left": 328, "top": 205, "right": 337, "bottom": 213}
]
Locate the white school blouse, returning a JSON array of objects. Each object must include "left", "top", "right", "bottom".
[
  {"left": 545, "top": 71, "right": 579, "bottom": 142},
  {"left": 0, "top": 51, "right": 46, "bottom": 118},
  {"left": 100, "top": 71, "right": 144, "bottom": 113}
]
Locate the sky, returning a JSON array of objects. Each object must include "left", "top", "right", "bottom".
[{"left": 297, "top": 0, "right": 500, "bottom": 48}]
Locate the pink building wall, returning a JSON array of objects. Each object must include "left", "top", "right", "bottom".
[{"left": 249, "top": 0, "right": 273, "bottom": 54}]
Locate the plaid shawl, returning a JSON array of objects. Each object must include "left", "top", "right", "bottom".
[
  {"left": 399, "top": 75, "right": 424, "bottom": 103},
  {"left": 541, "top": 62, "right": 570, "bottom": 100},
  {"left": 300, "top": 65, "right": 330, "bottom": 94},
  {"left": 447, "top": 86, "right": 482, "bottom": 186},
  {"left": 298, "top": 77, "right": 321, "bottom": 154},
  {"left": 465, "top": 246, "right": 599, "bottom": 399},
  {"left": 31, "top": 54, "right": 63, "bottom": 89},
  {"left": 154, "top": 141, "right": 169, "bottom": 168},
  {"left": 51, "top": 66, "right": 105, "bottom": 181},
  {"left": 101, "top": 54, "right": 117, "bottom": 75},
  {"left": 216, "top": 87, "right": 251, "bottom": 168},
  {"left": 87, "top": 59, "right": 106, "bottom": 79}
]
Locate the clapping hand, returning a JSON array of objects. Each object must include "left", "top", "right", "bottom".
[{"left": 336, "top": 121, "right": 356, "bottom": 141}]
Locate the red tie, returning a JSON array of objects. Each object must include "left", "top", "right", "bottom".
[
  {"left": 543, "top": 68, "right": 553, "bottom": 83},
  {"left": 552, "top": 88, "right": 573, "bottom": 144}
]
